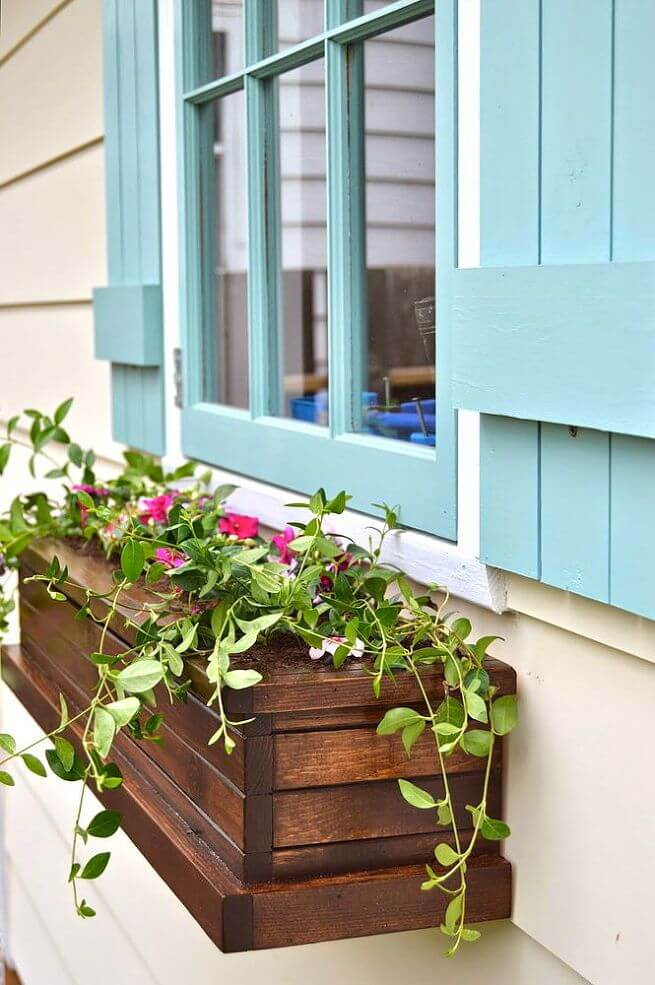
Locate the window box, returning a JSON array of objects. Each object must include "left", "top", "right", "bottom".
[{"left": 3, "top": 539, "right": 514, "bottom": 951}]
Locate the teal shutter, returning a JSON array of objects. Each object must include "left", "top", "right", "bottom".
[
  {"left": 456, "top": 0, "right": 655, "bottom": 619},
  {"left": 93, "top": 0, "right": 165, "bottom": 455}
]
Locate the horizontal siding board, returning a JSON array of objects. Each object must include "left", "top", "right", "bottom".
[
  {"left": 540, "top": 425, "right": 610, "bottom": 602},
  {"left": 0, "top": 0, "right": 103, "bottom": 185},
  {"left": 479, "top": 416, "right": 540, "bottom": 579}
]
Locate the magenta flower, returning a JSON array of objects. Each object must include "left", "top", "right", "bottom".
[
  {"left": 271, "top": 526, "right": 296, "bottom": 564},
  {"left": 72, "top": 483, "right": 110, "bottom": 498},
  {"left": 154, "top": 547, "right": 185, "bottom": 569},
  {"left": 319, "top": 551, "right": 354, "bottom": 592},
  {"left": 219, "top": 513, "right": 259, "bottom": 539},
  {"left": 139, "top": 493, "right": 175, "bottom": 525}
]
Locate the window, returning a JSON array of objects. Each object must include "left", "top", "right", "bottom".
[{"left": 178, "top": 0, "right": 456, "bottom": 538}]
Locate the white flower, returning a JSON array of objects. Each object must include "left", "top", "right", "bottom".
[{"left": 308, "top": 635, "right": 365, "bottom": 661}]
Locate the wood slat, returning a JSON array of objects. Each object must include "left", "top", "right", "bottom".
[{"left": 274, "top": 725, "right": 499, "bottom": 789}]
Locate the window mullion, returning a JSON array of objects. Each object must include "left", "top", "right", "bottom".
[
  {"left": 326, "top": 3, "right": 366, "bottom": 437},
  {"left": 245, "top": 1, "right": 282, "bottom": 418}
]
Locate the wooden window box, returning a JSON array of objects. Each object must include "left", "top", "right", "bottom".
[{"left": 2, "top": 540, "right": 514, "bottom": 951}]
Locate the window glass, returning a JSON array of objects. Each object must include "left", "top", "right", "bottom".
[
  {"left": 199, "top": 88, "right": 249, "bottom": 409},
  {"left": 355, "top": 16, "right": 436, "bottom": 445},
  {"left": 277, "top": 60, "right": 328, "bottom": 424},
  {"left": 188, "top": 1, "right": 243, "bottom": 88},
  {"left": 276, "top": 0, "right": 324, "bottom": 51}
]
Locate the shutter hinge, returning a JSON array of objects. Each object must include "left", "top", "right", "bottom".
[{"left": 173, "top": 348, "right": 183, "bottom": 409}]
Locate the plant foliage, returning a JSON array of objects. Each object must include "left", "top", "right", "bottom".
[{"left": 0, "top": 402, "right": 518, "bottom": 953}]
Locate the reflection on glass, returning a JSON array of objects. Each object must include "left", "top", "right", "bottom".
[
  {"left": 356, "top": 15, "right": 436, "bottom": 445},
  {"left": 278, "top": 60, "right": 328, "bottom": 425},
  {"left": 277, "top": 0, "right": 324, "bottom": 51},
  {"left": 189, "top": 1, "right": 243, "bottom": 88},
  {"left": 200, "top": 88, "right": 249, "bottom": 409}
]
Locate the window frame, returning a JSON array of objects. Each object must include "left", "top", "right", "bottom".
[{"left": 175, "top": 0, "right": 457, "bottom": 538}]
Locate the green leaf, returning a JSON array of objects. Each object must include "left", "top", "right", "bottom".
[
  {"left": 434, "top": 697, "right": 465, "bottom": 730},
  {"left": 434, "top": 721, "right": 460, "bottom": 737},
  {"left": 437, "top": 802, "right": 452, "bottom": 826},
  {"left": 80, "top": 852, "right": 111, "bottom": 879},
  {"left": 68, "top": 443, "right": 83, "bottom": 467},
  {"left": 54, "top": 397, "right": 74, "bottom": 425},
  {"left": 0, "top": 733, "right": 16, "bottom": 755},
  {"left": 445, "top": 893, "right": 463, "bottom": 933},
  {"left": 93, "top": 707, "right": 116, "bottom": 759},
  {"left": 21, "top": 754, "right": 47, "bottom": 777},
  {"left": 398, "top": 778, "right": 436, "bottom": 810},
  {"left": 481, "top": 813, "right": 511, "bottom": 841},
  {"left": 464, "top": 667, "right": 490, "bottom": 697},
  {"left": 435, "top": 842, "right": 459, "bottom": 867},
  {"left": 491, "top": 694, "right": 518, "bottom": 736},
  {"left": 473, "top": 635, "right": 502, "bottom": 660},
  {"left": 54, "top": 736, "right": 75, "bottom": 772},
  {"left": 0, "top": 444, "right": 11, "bottom": 475},
  {"left": 104, "top": 697, "right": 140, "bottom": 728},
  {"left": 460, "top": 729, "right": 492, "bottom": 758},
  {"left": 69, "top": 863, "right": 80, "bottom": 883},
  {"left": 376, "top": 707, "right": 423, "bottom": 736},
  {"left": 166, "top": 646, "right": 184, "bottom": 677},
  {"left": 77, "top": 900, "right": 96, "bottom": 919},
  {"left": 451, "top": 617, "right": 471, "bottom": 642},
  {"left": 45, "top": 749, "right": 85, "bottom": 781},
  {"left": 463, "top": 688, "right": 488, "bottom": 724},
  {"left": 402, "top": 719, "right": 426, "bottom": 756},
  {"left": 75, "top": 490, "right": 94, "bottom": 509},
  {"left": 89, "top": 651, "right": 119, "bottom": 666},
  {"left": 121, "top": 541, "right": 145, "bottom": 583},
  {"left": 58, "top": 694, "right": 69, "bottom": 730},
  {"left": 175, "top": 621, "right": 197, "bottom": 654},
  {"left": 87, "top": 810, "right": 121, "bottom": 838},
  {"left": 460, "top": 927, "right": 481, "bottom": 942},
  {"left": 222, "top": 669, "right": 263, "bottom": 690},
  {"left": 0, "top": 771, "right": 14, "bottom": 786},
  {"left": 117, "top": 660, "right": 164, "bottom": 694},
  {"left": 236, "top": 612, "right": 282, "bottom": 634}
]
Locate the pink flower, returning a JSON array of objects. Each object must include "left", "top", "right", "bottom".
[
  {"left": 154, "top": 547, "right": 185, "bottom": 569},
  {"left": 308, "top": 636, "right": 365, "bottom": 662},
  {"left": 271, "top": 526, "right": 296, "bottom": 564},
  {"left": 219, "top": 513, "right": 259, "bottom": 539},
  {"left": 139, "top": 493, "right": 175, "bottom": 525},
  {"left": 72, "top": 483, "right": 110, "bottom": 498}
]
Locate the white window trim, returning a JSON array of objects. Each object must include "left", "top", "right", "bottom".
[{"left": 157, "top": 0, "right": 506, "bottom": 612}]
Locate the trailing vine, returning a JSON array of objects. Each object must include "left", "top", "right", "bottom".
[{"left": 0, "top": 401, "right": 517, "bottom": 954}]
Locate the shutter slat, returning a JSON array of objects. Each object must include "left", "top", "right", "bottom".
[{"left": 94, "top": 0, "right": 165, "bottom": 455}]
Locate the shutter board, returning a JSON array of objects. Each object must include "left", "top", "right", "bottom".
[
  {"left": 94, "top": 0, "right": 165, "bottom": 455},
  {"left": 454, "top": 260, "right": 655, "bottom": 438},
  {"left": 477, "top": 0, "right": 655, "bottom": 618}
]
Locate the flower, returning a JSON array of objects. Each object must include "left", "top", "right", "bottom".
[
  {"left": 154, "top": 547, "right": 185, "bottom": 569},
  {"left": 319, "top": 551, "right": 354, "bottom": 592},
  {"left": 219, "top": 512, "right": 259, "bottom": 539},
  {"left": 271, "top": 526, "right": 296, "bottom": 564},
  {"left": 72, "top": 483, "right": 110, "bottom": 498},
  {"left": 139, "top": 493, "right": 175, "bottom": 525},
  {"left": 308, "top": 635, "right": 365, "bottom": 662}
]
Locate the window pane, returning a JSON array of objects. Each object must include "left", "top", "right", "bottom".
[
  {"left": 199, "top": 89, "right": 249, "bottom": 409},
  {"left": 188, "top": 1, "right": 243, "bottom": 88},
  {"left": 276, "top": 0, "right": 324, "bottom": 52},
  {"left": 277, "top": 60, "right": 328, "bottom": 425},
  {"left": 355, "top": 16, "right": 436, "bottom": 445}
]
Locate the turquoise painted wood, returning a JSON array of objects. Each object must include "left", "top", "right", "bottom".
[
  {"left": 453, "top": 260, "right": 655, "bottom": 438},
  {"left": 93, "top": 285, "right": 163, "bottom": 366},
  {"left": 479, "top": 417, "right": 540, "bottom": 579},
  {"left": 477, "top": 0, "right": 655, "bottom": 620},
  {"left": 95, "top": 0, "right": 165, "bottom": 455},
  {"left": 478, "top": 0, "right": 541, "bottom": 579},
  {"left": 176, "top": 0, "right": 456, "bottom": 537},
  {"left": 540, "top": 426, "right": 610, "bottom": 602}
]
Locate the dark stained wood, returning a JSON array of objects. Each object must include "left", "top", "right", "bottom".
[
  {"left": 274, "top": 725, "right": 500, "bottom": 789},
  {"left": 9, "top": 540, "right": 514, "bottom": 949},
  {"left": 271, "top": 829, "right": 495, "bottom": 881},
  {"left": 2, "top": 642, "right": 513, "bottom": 951},
  {"left": 252, "top": 855, "right": 512, "bottom": 948},
  {"left": 273, "top": 771, "right": 501, "bottom": 847}
]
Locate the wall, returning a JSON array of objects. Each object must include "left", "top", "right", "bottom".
[{"left": 0, "top": 1, "right": 651, "bottom": 984}]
